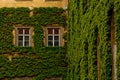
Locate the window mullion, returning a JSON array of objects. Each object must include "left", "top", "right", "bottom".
[
  {"left": 58, "top": 29, "right": 60, "bottom": 46},
  {"left": 23, "top": 29, "right": 25, "bottom": 47},
  {"left": 47, "top": 36, "right": 48, "bottom": 46},
  {"left": 53, "top": 29, "right": 54, "bottom": 47},
  {"left": 17, "top": 29, "right": 19, "bottom": 46},
  {"left": 17, "top": 35, "right": 18, "bottom": 46},
  {"left": 29, "top": 29, "right": 30, "bottom": 46}
]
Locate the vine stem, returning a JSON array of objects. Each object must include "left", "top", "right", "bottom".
[{"left": 111, "top": 9, "right": 117, "bottom": 80}]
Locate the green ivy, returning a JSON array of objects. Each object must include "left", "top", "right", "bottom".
[
  {"left": 0, "top": 7, "right": 66, "bottom": 53},
  {"left": 0, "top": 7, "right": 67, "bottom": 80},
  {"left": 67, "top": 0, "right": 114, "bottom": 80},
  {"left": 114, "top": 0, "right": 120, "bottom": 79},
  {"left": 0, "top": 49, "right": 67, "bottom": 79}
]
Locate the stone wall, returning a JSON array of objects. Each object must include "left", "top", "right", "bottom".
[{"left": 0, "top": 0, "right": 68, "bottom": 8}]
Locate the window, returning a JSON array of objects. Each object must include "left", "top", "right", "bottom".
[
  {"left": 47, "top": 28, "right": 60, "bottom": 47},
  {"left": 16, "top": 28, "right": 31, "bottom": 47},
  {"left": 44, "top": 26, "right": 64, "bottom": 47}
]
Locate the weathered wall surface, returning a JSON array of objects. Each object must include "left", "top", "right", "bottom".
[{"left": 0, "top": 0, "right": 68, "bottom": 8}]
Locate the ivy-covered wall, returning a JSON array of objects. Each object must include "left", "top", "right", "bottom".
[
  {"left": 67, "top": 0, "right": 120, "bottom": 80},
  {"left": 0, "top": 7, "right": 67, "bottom": 80},
  {"left": 114, "top": 1, "right": 120, "bottom": 79}
]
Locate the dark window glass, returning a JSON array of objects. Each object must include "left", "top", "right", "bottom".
[
  {"left": 25, "top": 41, "right": 29, "bottom": 46},
  {"left": 47, "top": 28, "right": 60, "bottom": 47},
  {"left": 25, "top": 36, "right": 29, "bottom": 41},
  {"left": 25, "top": 28, "right": 29, "bottom": 34},
  {"left": 48, "top": 28, "right": 53, "bottom": 34},
  {"left": 18, "top": 36, "right": 23, "bottom": 40},
  {"left": 54, "top": 28, "right": 59, "bottom": 34},
  {"left": 17, "top": 28, "right": 30, "bottom": 47},
  {"left": 48, "top": 36, "right": 53, "bottom": 40},
  {"left": 54, "top": 36, "right": 59, "bottom": 40},
  {"left": 18, "top": 41, "right": 23, "bottom": 46},
  {"left": 54, "top": 41, "right": 59, "bottom": 46},
  {"left": 48, "top": 41, "right": 53, "bottom": 46},
  {"left": 18, "top": 28, "right": 23, "bottom": 34}
]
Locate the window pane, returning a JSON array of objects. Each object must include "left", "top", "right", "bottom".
[
  {"left": 25, "top": 41, "right": 29, "bottom": 47},
  {"left": 48, "top": 36, "right": 53, "bottom": 40},
  {"left": 54, "top": 28, "right": 59, "bottom": 34},
  {"left": 48, "top": 41, "right": 53, "bottom": 46},
  {"left": 48, "top": 28, "right": 53, "bottom": 34},
  {"left": 25, "top": 36, "right": 29, "bottom": 41},
  {"left": 54, "top": 36, "right": 59, "bottom": 40},
  {"left": 25, "top": 28, "right": 30, "bottom": 34},
  {"left": 18, "top": 28, "right": 23, "bottom": 34},
  {"left": 18, "top": 41, "right": 23, "bottom": 46},
  {"left": 18, "top": 36, "right": 23, "bottom": 40},
  {"left": 54, "top": 41, "right": 59, "bottom": 46}
]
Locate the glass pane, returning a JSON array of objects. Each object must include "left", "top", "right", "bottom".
[
  {"left": 18, "top": 42, "right": 23, "bottom": 46},
  {"left": 54, "top": 41, "right": 59, "bottom": 46},
  {"left": 25, "top": 28, "right": 30, "bottom": 34},
  {"left": 48, "top": 28, "right": 53, "bottom": 34},
  {"left": 54, "top": 36, "right": 59, "bottom": 40},
  {"left": 18, "top": 28, "right": 23, "bottom": 34},
  {"left": 25, "top": 36, "right": 29, "bottom": 41},
  {"left": 54, "top": 28, "right": 59, "bottom": 34},
  {"left": 25, "top": 41, "right": 29, "bottom": 47},
  {"left": 18, "top": 36, "right": 23, "bottom": 40},
  {"left": 48, "top": 41, "right": 53, "bottom": 46},
  {"left": 48, "top": 36, "right": 53, "bottom": 40}
]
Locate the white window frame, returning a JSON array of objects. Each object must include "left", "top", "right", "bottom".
[
  {"left": 16, "top": 27, "right": 31, "bottom": 47},
  {"left": 47, "top": 28, "right": 60, "bottom": 47}
]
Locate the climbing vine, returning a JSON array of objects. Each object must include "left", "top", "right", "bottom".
[
  {"left": 114, "top": 0, "right": 120, "bottom": 79},
  {"left": 67, "top": 0, "right": 115, "bottom": 80},
  {"left": 0, "top": 7, "right": 67, "bottom": 80},
  {"left": 0, "top": 7, "right": 66, "bottom": 53},
  {"left": 0, "top": 47, "right": 67, "bottom": 80}
]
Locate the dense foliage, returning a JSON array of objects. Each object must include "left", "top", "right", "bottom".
[
  {"left": 0, "top": 7, "right": 67, "bottom": 80},
  {"left": 114, "top": 0, "right": 120, "bottom": 79},
  {"left": 67, "top": 0, "right": 120, "bottom": 80},
  {"left": 0, "top": 7, "right": 66, "bottom": 53},
  {"left": 0, "top": 47, "right": 67, "bottom": 80}
]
